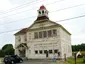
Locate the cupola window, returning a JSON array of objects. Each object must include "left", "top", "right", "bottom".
[
  {"left": 39, "top": 11, "right": 41, "bottom": 14},
  {"left": 42, "top": 10, "right": 44, "bottom": 14}
]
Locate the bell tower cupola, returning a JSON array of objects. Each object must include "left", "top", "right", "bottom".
[
  {"left": 38, "top": 5, "right": 49, "bottom": 17},
  {"left": 35, "top": 5, "right": 49, "bottom": 22}
]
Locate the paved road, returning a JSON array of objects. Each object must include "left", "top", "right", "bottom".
[
  {"left": 17, "top": 60, "right": 65, "bottom": 64},
  {"left": 0, "top": 59, "right": 65, "bottom": 64}
]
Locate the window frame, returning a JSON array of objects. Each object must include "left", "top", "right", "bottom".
[
  {"left": 34, "top": 32, "right": 38, "bottom": 39},
  {"left": 44, "top": 50, "right": 47, "bottom": 54},
  {"left": 35, "top": 50, "right": 38, "bottom": 54},
  {"left": 42, "top": 10, "right": 44, "bottom": 14},
  {"left": 39, "top": 32, "right": 42, "bottom": 38},
  {"left": 54, "top": 49, "right": 58, "bottom": 53},
  {"left": 39, "top": 11, "right": 41, "bottom": 14},
  {"left": 49, "top": 50, "right": 52, "bottom": 54},
  {"left": 43, "top": 31, "right": 47, "bottom": 38},
  {"left": 39, "top": 50, "right": 43, "bottom": 54},
  {"left": 53, "top": 29, "right": 57, "bottom": 36},
  {"left": 48, "top": 30, "right": 52, "bottom": 37}
]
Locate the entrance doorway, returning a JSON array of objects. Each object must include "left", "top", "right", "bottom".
[
  {"left": 17, "top": 43, "right": 28, "bottom": 57},
  {"left": 19, "top": 49, "right": 26, "bottom": 57}
]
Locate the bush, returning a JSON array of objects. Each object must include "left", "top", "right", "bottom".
[{"left": 83, "top": 56, "right": 85, "bottom": 63}]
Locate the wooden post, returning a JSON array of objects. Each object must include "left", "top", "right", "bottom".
[
  {"left": 74, "top": 52, "right": 76, "bottom": 64},
  {"left": 64, "top": 54, "right": 66, "bottom": 61}
]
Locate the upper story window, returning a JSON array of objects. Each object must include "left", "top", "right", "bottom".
[
  {"left": 39, "top": 32, "right": 42, "bottom": 38},
  {"left": 48, "top": 30, "right": 52, "bottom": 37},
  {"left": 18, "top": 36, "right": 21, "bottom": 42},
  {"left": 53, "top": 29, "right": 57, "bottom": 35},
  {"left": 34, "top": 32, "right": 38, "bottom": 39},
  {"left": 34, "top": 29, "right": 57, "bottom": 39},
  {"left": 43, "top": 31, "right": 47, "bottom": 38},
  {"left": 24, "top": 35, "right": 27, "bottom": 41}
]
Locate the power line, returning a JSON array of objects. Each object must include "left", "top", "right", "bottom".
[
  {"left": 0, "top": 3, "right": 85, "bottom": 26},
  {"left": 0, "top": 0, "right": 41, "bottom": 15},
  {"left": 0, "top": 14, "right": 85, "bottom": 34},
  {"left": 0, "top": 28, "right": 22, "bottom": 34},
  {"left": 0, "top": 0, "right": 64, "bottom": 15},
  {"left": 0, "top": 0, "right": 65, "bottom": 18},
  {"left": 0, "top": 2, "right": 85, "bottom": 20},
  {"left": 57, "top": 14, "right": 85, "bottom": 22},
  {"left": 50, "top": 3, "right": 85, "bottom": 13},
  {"left": 0, "top": 16, "right": 36, "bottom": 25}
]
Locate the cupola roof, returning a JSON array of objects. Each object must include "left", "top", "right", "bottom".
[{"left": 39, "top": 5, "right": 46, "bottom": 10}]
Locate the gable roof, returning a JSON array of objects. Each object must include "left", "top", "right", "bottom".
[
  {"left": 14, "top": 28, "right": 27, "bottom": 35},
  {"left": 35, "top": 16, "right": 49, "bottom": 22},
  {"left": 14, "top": 20, "right": 71, "bottom": 35}
]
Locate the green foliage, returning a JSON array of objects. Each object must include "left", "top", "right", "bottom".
[
  {"left": 72, "top": 43, "right": 85, "bottom": 52},
  {"left": 0, "top": 44, "right": 15, "bottom": 57},
  {"left": 2, "top": 44, "right": 15, "bottom": 55},
  {"left": 66, "top": 57, "right": 85, "bottom": 64},
  {"left": 0, "top": 50, "right": 5, "bottom": 57}
]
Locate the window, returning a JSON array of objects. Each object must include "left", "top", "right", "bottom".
[
  {"left": 34, "top": 32, "right": 38, "bottom": 39},
  {"left": 39, "top": 50, "right": 42, "bottom": 54},
  {"left": 49, "top": 50, "right": 52, "bottom": 54},
  {"left": 53, "top": 30, "right": 57, "bottom": 35},
  {"left": 24, "top": 38, "right": 27, "bottom": 41},
  {"left": 44, "top": 50, "right": 47, "bottom": 54},
  {"left": 24, "top": 35, "right": 27, "bottom": 41},
  {"left": 43, "top": 31, "right": 47, "bottom": 38},
  {"left": 54, "top": 49, "right": 58, "bottom": 53},
  {"left": 48, "top": 30, "right": 52, "bottom": 37},
  {"left": 18, "top": 36, "right": 21, "bottom": 42},
  {"left": 39, "top": 11, "right": 41, "bottom": 14},
  {"left": 39, "top": 32, "right": 42, "bottom": 38},
  {"left": 35, "top": 50, "right": 38, "bottom": 54},
  {"left": 42, "top": 10, "right": 44, "bottom": 14}
]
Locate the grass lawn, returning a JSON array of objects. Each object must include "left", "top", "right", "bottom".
[
  {"left": 65, "top": 57, "right": 85, "bottom": 64},
  {"left": 0, "top": 58, "right": 4, "bottom": 64},
  {"left": 0, "top": 57, "right": 4, "bottom": 61}
]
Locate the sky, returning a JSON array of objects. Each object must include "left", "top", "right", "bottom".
[{"left": 0, "top": 0, "right": 85, "bottom": 49}]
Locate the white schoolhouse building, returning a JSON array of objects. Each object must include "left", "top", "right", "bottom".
[{"left": 14, "top": 5, "right": 72, "bottom": 59}]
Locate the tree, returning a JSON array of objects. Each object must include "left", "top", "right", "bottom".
[
  {"left": 2, "top": 44, "right": 15, "bottom": 55},
  {"left": 0, "top": 50, "right": 5, "bottom": 57},
  {"left": 72, "top": 43, "right": 85, "bottom": 51}
]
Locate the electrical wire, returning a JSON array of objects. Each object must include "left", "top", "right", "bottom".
[
  {"left": 0, "top": 0, "right": 64, "bottom": 15},
  {"left": 0, "top": 14, "right": 85, "bottom": 34},
  {"left": 0, "top": 2, "right": 85, "bottom": 26},
  {"left": 0, "top": 2, "right": 85, "bottom": 21}
]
